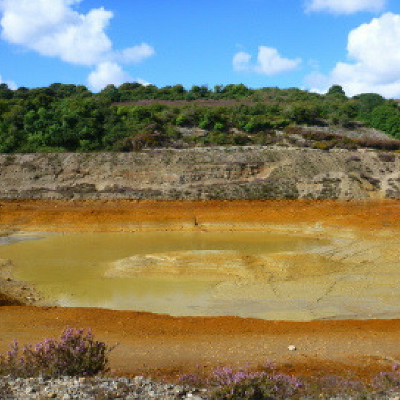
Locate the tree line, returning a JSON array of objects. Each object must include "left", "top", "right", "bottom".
[{"left": 0, "top": 82, "right": 399, "bottom": 153}]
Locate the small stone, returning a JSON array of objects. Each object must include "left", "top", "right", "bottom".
[
  {"left": 288, "top": 345, "right": 296, "bottom": 351},
  {"left": 134, "top": 376, "right": 145, "bottom": 384}
]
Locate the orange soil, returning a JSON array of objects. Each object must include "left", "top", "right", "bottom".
[
  {"left": 1, "top": 199, "right": 400, "bottom": 382},
  {"left": 0, "top": 199, "right": 398, "bottom": 232}
]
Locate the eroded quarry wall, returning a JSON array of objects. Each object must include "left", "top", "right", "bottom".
[{"left": 0, "top": 147, "right": 399, "bottom": 200}]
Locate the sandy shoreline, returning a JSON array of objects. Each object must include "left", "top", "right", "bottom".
[
  {"left": 0, "top": 256, "right": 43, "bottom": 307},
  {"left": 1, "top": 199, "right": 400, "bottom": 381}
]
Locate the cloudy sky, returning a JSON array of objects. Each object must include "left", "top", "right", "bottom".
[{"left": 1, "top": 0, "right": 400, "bottom": 97}]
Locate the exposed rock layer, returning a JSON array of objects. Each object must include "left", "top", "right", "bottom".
[{"left": 1, "top": 147, "right": 399, "bottom": 199}]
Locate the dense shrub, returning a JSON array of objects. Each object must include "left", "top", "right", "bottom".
[
  {"left": 356, "top": 138, "right": 400, "bottom": 151},
  {"left": 312, "top": 141, "right": 335, "bottom": 151},
  {"left": 0, "top": 328, "right": 114, "bottom": 378},
  {"left": 1, "top": 82, "right": 400, "bottom": 152},
  {"left": 373, "top": 364, "right": 400, "bottom": 395},
  {"left": 378, "top": 153, "right": 396, "bottom": 162},
  {"left": 307, "top": 375, "right": 368, "bottom": 399},
  {"left": 283, "top": 125, "right": 304, "bottom": 135},
  {"left": 181, "top": 363, "right": 303, "bottom": 399},
  {"left": 181, "top": 362, "right": 400, "bottom": 399},
  {"left": 210, "top": 366, "right": 303, "bottom": 399}
]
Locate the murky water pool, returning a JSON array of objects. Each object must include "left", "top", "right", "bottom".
[{"left": 0, "top": 232, "right": 329, "bottom": 318}]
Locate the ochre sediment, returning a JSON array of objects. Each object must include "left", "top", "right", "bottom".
[
  {"left": 1, "top": 198, "right": 400, "bottom": 232},
  {"left": 1, "top": 199, "right": 400, "bottom": 379}
]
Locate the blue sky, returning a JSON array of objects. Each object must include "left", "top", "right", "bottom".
[{"left": 1, "top": 0, "right": 400, "bottom": 97}]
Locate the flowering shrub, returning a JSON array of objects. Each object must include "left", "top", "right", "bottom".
[
  {"left": 181, "top": 362, "right": 303, "bottom": 400},
  {"left": 308, "top": 375, "right": 367, "bottom": 399},
  {"left": 209, "top": 365, "right": 303, "bottom": 399},
  {"left": 373, "top": 363, "right": 400, "bottom": 395},
  {"left": 179, "top": 361, "right": 400, "bottom": 399},
  {"left": 0, "top": 328, "right": 114, "bottom": 378}
]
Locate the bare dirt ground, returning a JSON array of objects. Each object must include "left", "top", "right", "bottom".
[{"left": 1, "top": 199, "right": 400, "bottom": 382}]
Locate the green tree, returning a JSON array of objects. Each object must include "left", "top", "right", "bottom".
[
  {"left": 100, "top": 84, "right": 121, "bottom": 102},
  {"left": 0, "top": 84, "right": 13, "bottom": 100},
  {"left": 353, "top": 93, "right": 385, "bottom": 122},
  {"left": 370, "top": 103, "right": 400, "bottom": 139},
  {"left": 327, "top": 85, "right": 347, "bottom": 99},
  {"left": 0, "top": 103, "right": 25, "bottom": 152},
  {"left": 189, "top": 85, "right": 210, "bottom": 98},
  {"left": 221, "top": 84, "right": 252, "bottom": 98}
]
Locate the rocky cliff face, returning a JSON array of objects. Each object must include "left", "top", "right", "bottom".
[{"left": 0, "top": 147, "right": 399, "bottom": 200}]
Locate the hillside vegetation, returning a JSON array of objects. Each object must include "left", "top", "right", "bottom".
[{"left": 1, "top": 82, "right": 400, "bottom": 153}]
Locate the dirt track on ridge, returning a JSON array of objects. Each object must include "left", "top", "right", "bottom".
[{"left": 1, "top": 199, "right": 400, "bottom": 381}]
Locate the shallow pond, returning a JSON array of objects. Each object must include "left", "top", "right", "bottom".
[{"left": 0, "top": 231, "right": 329, "bottom": 318}]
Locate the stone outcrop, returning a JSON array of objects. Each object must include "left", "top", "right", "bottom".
[{"left": 0, "top": 147, "right": 399, "bottom": 200}]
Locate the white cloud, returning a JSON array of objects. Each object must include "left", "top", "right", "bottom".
[
  {"left": 0, "top": 0, "right": 154, "bottom": 91},
  {"left": 305, "top": 0, "right": 386, "bottom": 14},
  {"left": 135, "top": 78, "right": 151, "bottom": 87},
  {"left": 308, "top": 59, "right": 320, "bottom": 70},
  {"left": 87, "top": 62, "right": 150, "bottom": 91},
  {"left": 0, "top": 0, "right": 113, "bottom": 65},
  {"left": 88, "top": 62, "right": 133, "bottom": 92},
  {"left": 303, "top": 71, "right": 329, "bottom": 94},
  {"left": 304, "top": 13, "right": 400, "bottom": 97},
  {"left": 233, "top": 51, "right": 252, "bottom": 71},
  {"left": 233, "top": 46, "right": 301, "bottom": 76},
  {"left": 117, "top": 43, "right": 155, "bottom": 64},
  {"left": 0, "top": 73, "right": 17, "bottom": 89}
]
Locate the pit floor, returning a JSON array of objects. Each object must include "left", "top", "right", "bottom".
[{"left": 1, "top": 199, "right": 400, "bottom": 381}]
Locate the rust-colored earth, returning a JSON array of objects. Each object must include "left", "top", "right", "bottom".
[
  {"left": 1, "top": 199, "right": 400, "bottom": 382},
  {"left": 0, "top": 199, "right": 399, "bottom": 232}
]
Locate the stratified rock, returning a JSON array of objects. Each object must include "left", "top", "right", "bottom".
[{"left": 0, "top": 147, "right": 399, "bottom": 200}]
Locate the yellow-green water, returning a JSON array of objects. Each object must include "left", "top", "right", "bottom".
[{"left": 0, "top": 232, "right": 326, "bottom": 317}]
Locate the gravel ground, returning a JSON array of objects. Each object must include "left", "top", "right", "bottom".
[
  {"left": 0, "top": 376, "right": 208, "bottom": 399},
  {"left": 3, "top": 375, "right": 400, "bottom": 399}
]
